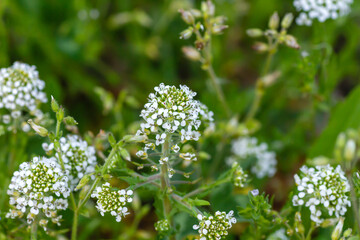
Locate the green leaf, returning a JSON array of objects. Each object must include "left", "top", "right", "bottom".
[
  {"left": 310, "top": 86, "right": 360, "bottom": 158},
  {"left": 187, "top": 198, "right": 210, "bottom": 206}
]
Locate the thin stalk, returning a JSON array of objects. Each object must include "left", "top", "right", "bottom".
[
  {"left": 305, "top": 223, "right": 315, "bottom": 240},
  {"left": 160, "top": 135, "right": 172, "bottom": 220},
  {"left": 30, "top": 222, "right": 37, "bottom": 240},
  {"left": 171, "top": 194, "right": 202, "bottom": 216},
  {"left": 347, "top": 170, "right": 360, "bottom": 234}
]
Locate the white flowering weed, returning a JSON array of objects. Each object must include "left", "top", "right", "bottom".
[
  {"left": 0, "top": 62, "right": 47, "bottom": 132},
  {"left": 292, "top": 164, "right": 351, "bottom": 225},
  {"left": 43, "top": 134, "right": 97, "bottom": 190},
  {"left": 294, "top": 0, "right": 353, "bottom": 26},
  {"left": 6, "top": 156, "right": 70, "bottom": 230}
]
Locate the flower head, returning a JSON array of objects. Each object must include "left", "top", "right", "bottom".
[
  {"left": 228, "top": 137, "right": 277, "bottom": 178},
  {"left": 91, "top": 183, "right": 133, "bottom": 222},
  {"left": 294, "top": 0, "right": 353, "bottom": 26},
  {"left": 154, "top": 219, "right": 170, "bottom": 233},
  {"left": 193, "top": 211, "right": 237, "bottom": 240},
  {"left": 0, "top": 62, "right": 47, "bottom": 132},
  {"left": 6, "top": 156, "right": 70, "bottom": 230},
  {"left": 43, "top": 135, "right": 97, "bottom": 190},
  {"left": 232, "top": 163, "right": 248, "bottom": 188},
  {"left": 292, "top": 164, "right": 350, "bottom": 225}
]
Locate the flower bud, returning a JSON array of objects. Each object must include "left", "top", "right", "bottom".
[
  {"left": 56, "top": 107, "right": 64, "bottom": 122},
  {"left": 344, "top": 139, "right": 356, "bottom": 162},
  {"left": 294, "top": 212, "right": 304, "bottom": 234},
  {"left": 281, "top": 13, "right": 294, "bottom": 29},
  {"left": 212, "top": 25, "right": 228, "bottom": 35},
  {"left": 343, "top": 228, "right": 352, "bottom": 237},
  {"left": 179, "top": 9, "right": 195, "bottom": 25},
  {"left": 75, "top": 174, "right": 91, "bottom": 191},
  {"left": 179, "top": 27, "right": 193, "bottom": 39},
  {"left": 189, "top": 9, "right": 202, "bottom": 18},
  {"left": 182, "top": 46, "right": 201, "bottom": 61},
  {"left": 269, "top": 12, "right": 279, "bottom": 30},
  {"left": 123, "top": 134, "right": 147, "bottom": 143},
  {"left": 63, "top": 116, "right": 78, "bottom": 126},
  {"left": 246, "top": 28, "right": 263, "bottom": 38},
  {"left": 284, "top": 35, "right": 300, "bottom": 49},
  {"left": 27, "top": 119, "right": 48, "bottom": 137},
  {"left": 108, "top": 133, "right": 117, "bottom": 147},
  {"left": 51, "top": 96, "right": 59, "bottom": 112},
  {"left": 201, "top": 0, "right": 215, "bottom": 17},
  {"left": 252, "top": 42, "right": 268, "bottom": 53},
  {"left": 261, "top": 71, "right": 281, "bottom": 87},
  {"left": 331, "top": 217, "right": 344, "bottom": 240},
  {"left": 120, "top": 147, "right": 131, "bottom": 161}
]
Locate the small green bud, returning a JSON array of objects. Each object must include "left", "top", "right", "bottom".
[
  {"left": 63, "top": 116, "right": 78, "bottom": 126},
  {"left": 331, "top": 217, "right": 344, "bottom": 240},
  {"left": 212, "top": 25, "right": 228, "bottom": 35},
  {"left": 123, "top": 134, "right": 148, "bottom": 143},
  {"left": 321, "top": 218, "right": 337, "bottom": 228},
  {"left": 284, "top": 35, "right": 300, "bottom": 49},
  {"left": 261, "top": 71, "right": 281, "bottom": 87},
  {"left": 336, "top": 133, "right": 346, "bottom": 149},
  {"left": 198, "top": 151, "right": 211, "bottom": 160},
  {"left": 281, "top": 13, "right": 294, "bottom": 29},
  {"left": 108, "top": 133, "right": 116, "bottom": 147},
  {"left": 79, "top": 185, "right": 90, "bottom": 200},
  {"left": 51, "top": 96, "right": 59, "bottom": 112},
  {"left": 246, "top": 28, "right": 263, "bottom": 38},
  {"left": 189, "top": 9, "right": 202, "bottom": 18},
  {"left": 75, "top": 174, "right": 91, "bottom": 191},
  {"left": 179, "top": 9, "right": 195, "bottom": 25},
  {"left": 120, "top": 147, "right": 131, "bottom": 161},
  {"left": 201, "top": 0, "right": 215, "bottom": 17},
  {"left": 344, "top": 139, "right": 356, "bottom": 162},
  {"left": 56, "top": 108, "right": 64, "bottom": 122},
  {"left": 269, "top": 12, "right": 279, "bottom": 30},
  {"left": 27, "top": 119, "right": 48, "bottom": 137},
  {"left": 343, "top": 228, "right": 352, "bottom": 237},
  {"left": 179, "top": 27, "right": 193, "bottom": 40},
  {"left": 182, "top": 46, "right": 201, "bottom": 61}
]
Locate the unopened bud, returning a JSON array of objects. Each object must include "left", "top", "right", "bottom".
[
  {"left": 120, "top": 147, "right": 131, "bottom": 161},
  {"left": 343, "top": 228, "right": 352, "bottom": 237},
  {"left": 123, "top": 134, "right": 148, "bottom": 143},
  {"left": 269, "top": 12, "right": 280, "bottom": 30},
  {"left": 63, "top": 116, "right": 78, "bottom": 126},
  {"left": 344, "top": 139, "right": 356, "bottom": 162},
  {"left": 189, "top": 9, "right": 202, "bottom": 18},
  {"left": 294, "top": 212, "right": 305, "bottom": 234},
  {"left": 51, "top": 96, "right": 59, "bottom": 113},
  {"left": 201, "top": 0, "right": 215, "bottom": 17},
  {"left": 281, "top": 13, "right": 294, "bottom": 29},
  {"left": 108, "top": 133, "right": 116, "bottom": 147},
  {"left": 56, "top": 108, "right": 64, "bottom": 122},
  {"left": 252, "top": 42, "right": 268, "bottom": 52},
  {"left": 246, "top": 28, "right": 263, "bottom": 38},
  {"left": 261, "top": 71, "right": 281, "bottom": 87},
  {"left": 75, "top": 174, "right": 91, "bottom": 191},
  {"left": 27, "top": 119, "right": 48, "bottom": 137},
  {"left": 182, "top": 46, "right": 201, "bottom": 61},
  {"left": 179, "top": 27, "right": 193, "bottom": 40},
  {"left": 285, "top": 35, "right": 300, "bottom": 49},
  {"left": 179, "top": 9, "right": 194, "bottom": 25},
  {"left": 79, "top": 185, "right": 90, "bottom": 200},
  {"left": 212, "top": 24, "right": 228, "bottom": 35},
  {"left": 331, "top": 217, "right": 344, "bottom": 240},
  {"left": 321, "top": 218, "right": 337, "bottom": 228}
]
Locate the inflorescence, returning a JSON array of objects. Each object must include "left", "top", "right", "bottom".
[
  {"left": 292, "top": 164, "right": 351, "bottom": 225},
  {"left": 91, "top": 183, "right": 133, "bottom": 222},
  {"left": 43, "top": 134, "right": 97, "bottom": 190},
  {"left": 0, "top": 62, "right": 47, "bottom": 132},
  {"left": 294, "top": 0, "right": 353, "bottom": 26},
  {"left": 193, "top": 211, "right": 237, "bottom": 240},
  {"left": 227, "top": 137, "right": 277, "bottom": 178},
  {"left": 6, "top": 156, "right": 70, "bottom": 230},
  {"left": 136, "top": 84, "right": 213, "bottom": 170}
]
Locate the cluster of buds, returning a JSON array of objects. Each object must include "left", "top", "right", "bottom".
[
  {"left": 247, "top": 12, "right": 300, "bottom": 54},
  {"left": 43, "top": 134, "right": 97, "bottom": 190},
  {"left": 292, "top": 165, "right": 350, "bottom": 225},
  {"left": 232, "top": 163, "right": 248, "bottom": 188},
  {"left": 193, "top": 211, "right": 237, "bottom": 240},
  {"left": 334, "top": 130, "right": 359, "bottom": 168},
  {"left": 227, "top": 137, "right": 277, "bottom": 178},
  {"left": 91, "top": 183, "right": 133, "bottom": 222},
  {"left": 179, "top": 0, "right": 228, "bottom": 65},
  {"left": 154, "top": 219, "right": 170, "bottom": 233},
  {"left": 294, "top": 0, "right": 353, "bottom": 26},
  {"left": 0, "top": 62, "right": 47, "bottom": 132},
  {"left": 6, "top": 156, "right": 70, "bottom": 230},
  {"left": 136, "top": 83, "right": 213, "bottom": 176}
]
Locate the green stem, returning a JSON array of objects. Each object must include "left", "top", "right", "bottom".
[
  {"left": 160, "top": 135, "right": 172, "bottom": 221},
  {"left": 347, "top": 170, "right": 360, "bottom": 234},
  {"left": 30, "top": 222, "right": 37, "bottom": 240},
  {"left": 305, "top": 223, "right": 315, "bottom": 240},
  {"left": 71, "top": 210, "right": 79, "bottom": 240},
  {"left": 245, "top": 48, "right": 275, "bottom": 122}
]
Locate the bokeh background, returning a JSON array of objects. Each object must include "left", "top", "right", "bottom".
[{"left": 1, "top": 0, "right": 360, "bottom": 239}]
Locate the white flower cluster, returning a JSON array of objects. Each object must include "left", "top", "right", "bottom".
[
  {"left": 227, "top": 137, "right": 277, "bottom": 178},
  {"left": 43, "top": 135, "right": 97, "bottom": 190},
  {"left": 154, "top": 219, "right": 170, "bottom": 233},
  {"left": 91, "top": 183, "right": 133, "bottom": 222},
  {"left": 6, "top": 156, "right": 70, "bottom": 230},
  {"left": 294, "top": 0, "right": 353, "bottom": 26},
  {"left": 0, "top": 62, "right": 47, "bottom": 132},
  {"left": 136, "top": 83, "right": 213, "bottom": 164},
  {"left": 193, "top": 211, "right": 237, "bottom": 240},
  {"left": 292, "top": 164, "right": 351, "bottom": 225}
]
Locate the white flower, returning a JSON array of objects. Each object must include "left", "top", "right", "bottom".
[
  {"left": 0, "top": 62, "right": 47, "bottom": 132},
  {"left": 229, "top": 137, "right": 277, "bottom": 178},
  {"left": 45, "top": 135, "right": 97, "bottom": 190},
  {"left": 91, "top": 183, "right": 133, "bottom": 222},
  {"left": 294, "top": 0, "right": 353, "bottom": 26},
  {"left": 292, "top": 164, "right": 350, "bottom": 225},
  {"left": 193, "top": 211, "right": 237, "bottom": 240},
  {"left": 6, "top": 156, "right": 69, "bottom": 230}
]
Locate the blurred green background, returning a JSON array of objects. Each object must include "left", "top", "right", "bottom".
[{"left": 1, "top": 0, "right": 360, "bottom": 238}]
